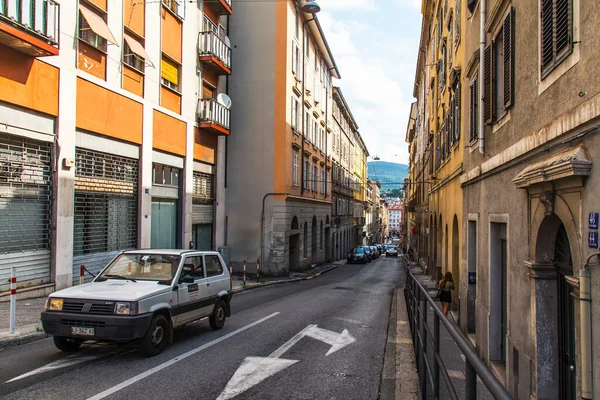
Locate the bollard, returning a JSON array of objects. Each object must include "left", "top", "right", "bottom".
[
  {"left": 243, "top": 260, "right": 246, "bottom": 287},
  {"left": 80, "top": 265, "right": 85, "bottom": 285},
  {"left": 256, "top": 259, "right": 260, "bottom": 283},
  {"left": 9, "top": 267, "right": 16, "bottom": 335}
]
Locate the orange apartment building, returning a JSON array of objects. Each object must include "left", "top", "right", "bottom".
[
  {"left": 226, "top": 0, "right": 340, "bottom": 275},
  {"left": 0, "top": 0, "right": 233, "bottom": 297}
]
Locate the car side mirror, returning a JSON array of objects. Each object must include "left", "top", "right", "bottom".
[{"left": 180, "top": 277, "right": 195, "bottom": 284}]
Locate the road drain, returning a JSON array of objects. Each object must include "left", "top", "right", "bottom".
[{"left": 334, "top": 286, "right": 354, "bottom": 291}]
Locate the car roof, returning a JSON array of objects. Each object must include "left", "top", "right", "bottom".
[{"left": 122, "top": 249, "right": 222, "bottom": 256}]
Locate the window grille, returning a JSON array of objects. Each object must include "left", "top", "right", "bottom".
[
  {"left": 0, "top": 135, "right": 52, "bottom": 253},
  {"left": 193, "top": 171, "right": 214, "bottom": 200},
  {"left": 74, "top": 148, "right": 138, "bottom": 256}
]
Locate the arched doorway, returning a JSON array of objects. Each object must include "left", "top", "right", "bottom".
[
  {"left": 303, "top": 222, "right": 308, "bottom": 262},
  {"left": 452, "top": 215, "right": 460, "bottom": 309},
  {"left": 444, "top": 224, "right": 449, "bottom": 274},
  {"left": 320, "top": 220, "right": 324, "bottom": 254},
  {"left": 311, "top": 216, "right": 317, "bottom": 264},
  {"left": 437, "top": 214, "right": 443, "bottom": 282},
  {"left": 289, "top": 217, "right": 300, "bottom": 270},
  {"left": 533, "top": 213, "right": 576, "bottom": 400}
]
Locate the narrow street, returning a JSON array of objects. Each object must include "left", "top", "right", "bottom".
[{"left": 1, "top": 256, "right": 404, "bottom": 400}]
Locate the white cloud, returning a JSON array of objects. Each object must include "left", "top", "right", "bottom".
[{"left": 320, "top": 12, "right": 419, "bottom": 164}]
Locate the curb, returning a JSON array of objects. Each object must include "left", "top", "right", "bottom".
[
  {"left": 0, "top": 331, "right": 49, "bottom": 352},
  {"left": 231, "top": 264, "right": 340, "bottom": 294}
]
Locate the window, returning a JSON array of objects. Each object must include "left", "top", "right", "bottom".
[
  {"left": 162, "top": 0, "right": 184, "bottom": 18},
  {"left": 305, "top": 112, "right": 311, "bottom": 140},
  {"left": 455, "top": 0, "right": 461, "bottom": 46},
  {"left": 205, "top": 255, "right": 223, "bottom": 277},
  {"left": 541, "top": 0, "right": 572, "bottom": 78},
  {"left": 440, "top": 42, "right": 447, "bottom": 89},
  {"left": 321, "top": 169, "right": 326, "bottom": 193},
  {"left": 291, "top": 96, "right": 301, "bottom": 132},
  {"left": 303, "top": 160, "right": 310, "bottom": 190},
  {"left": 484, "top": 8, "right": 514, "bottom": 124},
  {"left": 313, "top": 165, "right": 318, "bottom": 192},
  {"left": 469, "top": 73, "right": 479, "bottom": 143},
  {"left": 161, "top": 55, "right": 180, "bottom": 91},
  {"left": 153, "top": 163, "right": 180, "bottom": 187},
  {"left": 123, "top": 33, "right": 145, "bottom": 73},
  {"left": 292, "top": 42, "right": 302, "bottom": 79},
  {"left": 203, "top": 16, "right": 218, "bottom": 34},
  {"left": 78, "top": 5, "right": 108, "bottom": 52},
  {"left": 293, "top": 150, "right": 299, "bottom": 187},
  {"left": 193, "top": 172, "right": 213, "bottom": 199},
  {"left": 182, "top": 257, "right": 205, "bottom": 280},
  {"left": 313, "top": 120, "right": 318, "bottom": 146},
  {"left": 295, "top": 7, "right": 300, "bottom": 39}
]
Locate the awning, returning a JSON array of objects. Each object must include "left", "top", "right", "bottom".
[
  {"left": 79, "top": 4, "right": 118, "bottom": 46},
  {"left": 124, "top": 33, "right": 154, "bottom": 68},
  {"left": 512, "top": 145, "right": 592, "bottom": 188}
]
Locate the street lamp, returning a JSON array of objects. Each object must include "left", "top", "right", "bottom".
[{"left": 300, "top": 1, "right": 321, "bottom": 194}]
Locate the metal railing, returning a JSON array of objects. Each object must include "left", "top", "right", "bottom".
[
  {"left": 404, "top": 261, "right": 513, "bottom": 400},
  {"left": 198, "top": 98, "right": 230, "bottom": 130},
  {"left": 198, "top": 31, "right": 231, "bottom": 69},
  {"left": 0, "top": 0, "right": 60, "bottom": 45}
]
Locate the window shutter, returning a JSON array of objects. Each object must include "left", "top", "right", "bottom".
[
  {"left": 469, "top": 75, "right": 478, "bottom": 142},
  {"left": 540, "top": 0, "right": 554, "bottom": 72},
  {"left": 555, "top": 0, "right": 571, "bottom": 56},
  {"left": 503, "top": 8, "right": 514, "bottom": 109},
  {"left": 292, "top": 43, "right": 297, "bottom": 75},
  {"left": 483, "top": 44, "right": 493, "bottom": 125},
  {"left": 455, "top": 83, "right": 461, "bottom": 142}
]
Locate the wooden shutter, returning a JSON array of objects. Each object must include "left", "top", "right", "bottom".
[
  {"left": 540, "top": 0, "right": 554, "bottom": 72},
  {"left": 455, "top": 83, "right": 461, "bottom": 142},
  {"left": 483, "top": 44, "right": 493, "bottom": 125},
  {"left": 469, "top": 75, "right": 478, "bottom": 142},
  {"left": 555, "top": 0, "right": 571, "bottom": 56},
  {"left": 292, "top": 42, "right": 297, "bottom": 75},
  {"left": 503, "top": 9, "right": 514, "bottom": 109}
]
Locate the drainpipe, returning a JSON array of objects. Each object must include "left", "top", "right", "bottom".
[
  {"left": 581, "top": 252, "right": 599, "bottom": 400},
  {"left": 478, "top": 0, "right": 486, "bottom": 155},
  {"left": 260, "top": 192, "right": 289, "bottom": 273}
]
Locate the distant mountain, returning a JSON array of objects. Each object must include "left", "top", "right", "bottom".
[{"left": 368, "top": 161, "right": 408, "bottom": 191}]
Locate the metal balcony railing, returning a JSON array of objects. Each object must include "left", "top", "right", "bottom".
[
  {"left": 198, "top": 98, "right": 230, "bottom": 130},
  {"left": 0, "top": 0, "right": 59, "bottom": 45},
  {"left": 198, "top": 31, "right": 231, "bottom": 69}
]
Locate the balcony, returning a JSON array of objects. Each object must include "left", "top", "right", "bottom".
[
  {"left": 0, "top": 0, "right": 59, "bottom": 57},
  {"left": 197, "top": 98, "right": 230, "bottom": 135},
  {"left": 198, "top": 31, "right": 231, "bottom": 75},
  {"left": 205, "top": 0, "right": 232, "bottom": 16}
]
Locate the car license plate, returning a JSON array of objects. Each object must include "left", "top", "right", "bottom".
[{"left": 71, "top": 326, "right": 95, "bottom": 336}]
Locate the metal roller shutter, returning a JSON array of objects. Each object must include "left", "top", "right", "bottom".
[
  {"left": 192, "top": 171, "right": 214, "bottom": 224},
  {"left": 73, "top": 148, "right": 138, "bottom": 281},
  {"left": 0, "top": 134, "right": 52, "bottom": 292}
]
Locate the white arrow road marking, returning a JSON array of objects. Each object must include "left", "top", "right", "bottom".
[
  {"left": 5, "top": 346, "right": 129, "bottom": 383},
  {"left": 216, "top": 324, "right": 356, "bottom": 400},
  {"left": 216, "top": 357, "right": 299, "bottom": 400},
  {"left": 304, "top": 326, "right": 357, "bottom": 356},
  {"left": 86, "top": 312, "right": 280, "bottom": 400}
]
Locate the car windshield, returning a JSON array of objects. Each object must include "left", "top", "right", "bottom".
[
  {"left": 386, "top": 245, "right": 396, "bottom": 250},
  {"left": 363, "top": 247, "right": 371, "bottom": 251},
  {"left": 97, "top": 254, "right": 181, "bottom": 282},
  {"left": 353, "top": 248, "right": 365, "bottom": 254}
]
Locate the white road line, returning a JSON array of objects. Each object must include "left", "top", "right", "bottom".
[
  {"left": 86, "top": 312, "right": 280, "bottom": 400},
  {"left": 268, "top": 325, "right": 316, "bottom": 359}
]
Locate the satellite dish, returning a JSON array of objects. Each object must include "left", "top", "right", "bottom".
[
  {"left": 217, "top": 93, "right": 232, "bottom": 109},
  {"left": 225, "top": 36, "right": 231, "bottom": 47}
]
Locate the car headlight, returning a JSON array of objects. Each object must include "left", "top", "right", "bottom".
[
  {"left": 45, "top": 298, "right": 63, "bottom": 311},
  {"left": 115, "top": 302, "right": 138, "bottom": 315}
]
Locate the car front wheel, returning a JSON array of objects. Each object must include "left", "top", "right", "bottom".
[
  {"left": 210, "top": 300, "right": 227, "bottom": 331},
  {"left": 53, "top": 336, "right": 82, "bottom": 352},
  {"left": 140, "top": 314, "right": 170, "bottom": 357}
]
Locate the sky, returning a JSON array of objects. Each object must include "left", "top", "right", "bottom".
[{"left": 318, "top": 0, "right": 422, "bottom": 165}]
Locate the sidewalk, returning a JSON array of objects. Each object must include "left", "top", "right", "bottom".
[{"left": 0, "top": 261, "right": 345, "bottom": 351}]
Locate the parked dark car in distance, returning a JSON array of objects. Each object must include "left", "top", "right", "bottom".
[
  {"left": 347, "top": 247, "right": 367, "bottom": 264},
  {"left": 362, "top": 246, "right": 374, "bottom": 262},
  {"left": 370, "top": 246, "right": 379, "bottom": 258}
]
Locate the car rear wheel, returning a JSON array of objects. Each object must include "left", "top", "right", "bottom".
[
  {"left": 140, "top": 314, "right": 170, "bottom": 357},
  {"left": 210, "top": 300, "right": 227, "bottom": 331},
  {"left": 53, "top": 336, "right": 82, "bottom": 352}
]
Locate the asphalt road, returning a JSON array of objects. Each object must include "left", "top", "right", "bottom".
[{"left": 0, "top": 255, "right": 405, "bottom": 400}]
